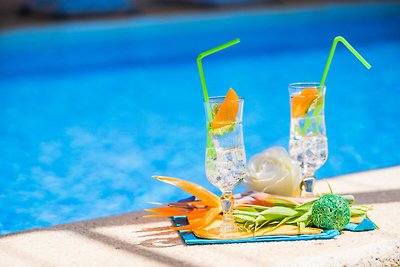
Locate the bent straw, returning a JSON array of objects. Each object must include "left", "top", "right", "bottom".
[
  {"left": 301, "top": 36, "right": 372, "bottom": 135},
  {"left": 197, "top": 38, "right": 241, "bottom": 119},
  {"left": 320, "top": 36, "right": 371, "bottom": 87}
]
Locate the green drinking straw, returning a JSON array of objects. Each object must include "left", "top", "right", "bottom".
[
  {"left": 301, "top": 36, "right": 372, "bottom": 135},
  {"left": 320, "top": 36, "right": 371, "bottom": 87},
  {"left": 197, "top": 38, "right": 241, "bottom": 118}
]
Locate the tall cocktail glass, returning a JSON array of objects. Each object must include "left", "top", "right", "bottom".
[
  {"left": 288, "top": 82, "right": 328, "bottom": 197},
  {"left": 205, "top": 96, "right": 246, "bottom": 236}
]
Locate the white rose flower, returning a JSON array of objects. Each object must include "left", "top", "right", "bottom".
[{"left": 243, "top": 146, "right": 302, "bottom": 197}]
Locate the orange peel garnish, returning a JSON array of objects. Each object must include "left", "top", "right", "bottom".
[
  {"left": 291, "top": 88, "right": 319, "bottom": 118},
  {"left": 210, "top": 88, "right": 239, "bottom": 129}
]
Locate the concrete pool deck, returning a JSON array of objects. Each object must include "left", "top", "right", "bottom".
[{"left": 1, "top": 166, "right": 400, "bottom": 267}]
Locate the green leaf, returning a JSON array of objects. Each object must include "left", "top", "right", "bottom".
[
  {"left": 327, "top": 182, "right": 333, "bottom": 194},
  {"left": 265, "top": 197, "right": 300, "bottom": 207},
  {"left": 257, "top": 217, "right": 291, "bottom": 233},
  {"left": 255, "top": 220, "right": 271, "bottom": 231},
  {"left": 342, "top": 195, "right": 355, "bottom": 205},
  {"left": 256, "top": 206, "right": 297, "bottom": 222},
  {"left": 292, "top": 210, "right": 312, "bottom": 224},
  {"left": 304, "top": 219, "right": 312, "bottom": 228},
  {"left": 255, "top": 215, "right": 267, "bottom": 223},
  {"left": 244, "top": 220, "right": 255, "bottom": 231},
  {"left": 235, "top": 205, "right": 269, "bottom": 212},
  {"left": 350, "top": 206, "right": 371, "bottom": 216},
  {"left": 295, "top": 199, "right": 317, "bottom": 211},
  {"left": 260, "top": 206, "right": 297, "bottom": 216},
  {"left": 260, "top": 206, "right": 296, "bottom": 216},
  {"left": 233, "top": 210, "right": 259, "bottom": 217},
  {"left": 234, "top": 214, "right": 256, "bottom": 223},
  {"left": 234, "top": 206, "right": 262, "bottom": 213},
  {"left": 299, "top": 221, "right": 306, "bottom": 233}
]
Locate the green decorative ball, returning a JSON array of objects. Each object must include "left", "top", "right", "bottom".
[{"left": 312, "top": 194, "right": 351, "bottom": 231}]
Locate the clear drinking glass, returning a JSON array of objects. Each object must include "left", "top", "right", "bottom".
[
  {"left": 204, "top": 96, "right": 246, "bottom": 237},
  {"left": 288, "top": 82, "right": 328, "bottom": 197}
]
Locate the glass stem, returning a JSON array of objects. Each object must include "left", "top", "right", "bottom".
[
  {"left": 220, "top": 192, "right": 235, "bottom": 231},
  {"left": 301, "top": 175, "right": 316, "bottom": 197}
]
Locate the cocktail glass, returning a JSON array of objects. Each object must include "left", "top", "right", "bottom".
[
  {"left": 204, "top": 96, "right": 246, "bottom": 236},
  {"left": 288, "top": 82, "right": 328, "bottom": 197}
]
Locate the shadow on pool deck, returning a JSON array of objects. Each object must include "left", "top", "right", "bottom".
[
  {"left": 72, "top": 227, "right": 188, "bottom": 265},
  {"left": 1, "top": 210, "right": 188, "bottom": 266},
  {"left": 349, "top": 189, "right": 400, "bottom": 205},
  {"left": 55, "top": 211, "right": 189, "bottom": 266},
  {"left": 27, "top": 211, "right": 189, "bottom": 267}
]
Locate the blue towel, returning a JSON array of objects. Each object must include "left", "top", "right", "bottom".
[
  {"left": 172, "top": 216, "right": 339, "bottom": 245},
  {"left": 171, "top": 216, "right": 376, "bottom": 245},
  {"left": 344, "top": 217, "right": 377, "bottom": 232}
]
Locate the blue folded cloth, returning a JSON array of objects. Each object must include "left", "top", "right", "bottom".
[
  {"left": 344, "top": 217, "right": 377, "bottom": 232},
  {"left": 171, "top": 216, "right": 376, "bottom": 245}
]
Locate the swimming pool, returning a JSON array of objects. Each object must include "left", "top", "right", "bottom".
[{"left": 1, "top": 3, "right": 399, "bottom": 235}]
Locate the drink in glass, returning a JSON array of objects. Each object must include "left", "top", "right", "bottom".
[
  {"left": 204, "top": 92, "right": 246, "bottom": 236},
  {"left": 288, "top": 82, "right": 328, "bottom": 197}
]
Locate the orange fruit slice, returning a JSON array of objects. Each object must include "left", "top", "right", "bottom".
[
  {"left": 291, "top": 88, "right": 319, "bottom": 118},
  {"left": 210, "top": 88, "right": 239, "bottom": 129}
]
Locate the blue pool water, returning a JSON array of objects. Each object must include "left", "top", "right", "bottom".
[{"left": 1, "top": 3, "right": 399, "bottom": 235}]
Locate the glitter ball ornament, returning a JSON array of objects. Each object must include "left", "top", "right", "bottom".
[{"left": 312, "top": 194, "right": 351, "bottom": 231}]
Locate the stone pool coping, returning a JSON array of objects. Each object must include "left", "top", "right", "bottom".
[{"left": 1, "top": 166, "right": 400, "bottom": 266}]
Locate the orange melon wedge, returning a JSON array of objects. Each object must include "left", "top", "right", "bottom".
[
  {"left": 210, "top": 88, "right": 239, "bottom": 129},
  {"left": 291, "top": 88, "right": 319, "bottom": 118}
]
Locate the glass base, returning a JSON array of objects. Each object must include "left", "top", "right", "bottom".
[
  {"left": 220, "top": 220, "right": 238, "bottom": 232},
  {"left": 218, "top": 222, "right": 240, "bottom": 239}
]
